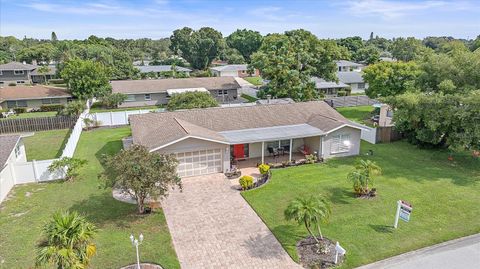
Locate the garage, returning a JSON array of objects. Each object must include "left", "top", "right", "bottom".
[{"left": 174, "top": 148, "right": 223, "bottom": 177}]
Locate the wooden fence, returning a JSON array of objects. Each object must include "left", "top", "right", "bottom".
[
  {"left": 324, "top": 95, "right": 379, "bottom": 108},
  {"left": 0, "top": 116, "right": 77, "bottom": 134},
  {"left": 376, "top": 126, "right": 403, "bottom": 143}
]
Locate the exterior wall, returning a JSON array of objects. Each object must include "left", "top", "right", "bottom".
[
  {"left": 247, "top": 138, "right": 307, "bottom": 158},
  {"left": 0, "top": 70, "right": 32, "bottom": 84},
  {"left": 0, "top": 139, "right": 26, "bottom": 202},
  {"left": 304, "top": 136, "right": 321, "bottom": 156},
  {"left": 321, "top": 126, "right": 361, "bottom": 159},
  {"left": 31, "top": 74, "right": 56, "bottom": 84},
  {"left": 379, "top": 104, "right": 394, "bottom": 127},
  {"left": 348, "top": 82, "right": 369, "bottom": 94},
  {"left": 0, "top": 98, "right": 69, "bottom": 110},
  {"left": 210, "top": 89, "right": 239, "bottom": 103},
  {"left": 119, "top": 92, "right": 169, "bottom": 108}
]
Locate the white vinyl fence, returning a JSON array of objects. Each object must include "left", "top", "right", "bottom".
[
  {"left": 0, "top": 101, "right": 91, "bottom": 203},
  {"left": 361, "top": 126, "right": 378, "bottom": 144},
  {"left": 88, "top": 108, "right": 164, "bottom": 126}
]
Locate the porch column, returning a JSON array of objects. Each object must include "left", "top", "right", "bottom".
[
  {"left": 289, "top": 138, "right": 293, "bottom": 162},
  {"left": 261, "top": 141, "right": 265, "bottom": 164}
]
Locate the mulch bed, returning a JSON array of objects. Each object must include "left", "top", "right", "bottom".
[{"left": 297, "top": 236, "right": 345, "bottom": 268}]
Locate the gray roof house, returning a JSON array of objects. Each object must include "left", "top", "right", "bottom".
[
  {"left": 210, "top": 64, "right": 260, "bottom": 78},
  {"left": 0, "top": 62, "right": 57, "bottom": 85},
  {"left": 312, "top": 77, "right": 350, "bottom": 97},
  {"left": 111, "top": 77, "right": 241, "bottom": 107},
  {"left": 336, "top": 60, "right": 364, "bottom": 72},
  {"left": 136, "top": 65, "right": 192, "bottom": 74},
  {"left": 0, "top": 134, "right": 26, "bottom": 202},
  {"left": 0, "top": 85, "right": 72, "bottom": 110},
  {"left": 337, "top": 71, "right": 369, "bottom": 94},
  {"left": 130, "top": 101, "right": 363, "bottom": 177}
]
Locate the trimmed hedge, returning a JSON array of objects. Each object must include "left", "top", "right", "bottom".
[
  {"left": 49, "top": 79, "right": 65, "bottom": 84},
  {"left": 13, "top": 107, "right": 27, "bottom": 114},
  {"left": 40, "top": 104, "right": 65, "bottom": 112}
]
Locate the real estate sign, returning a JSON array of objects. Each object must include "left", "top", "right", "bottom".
[{"left": 394, "top": 200, "right": 413, "bottom": 228}]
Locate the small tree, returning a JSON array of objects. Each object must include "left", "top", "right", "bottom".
[
  {"left": 48, "top": 157, "right": 88, "bottom": 181},
  {"left": 36, "top": 211, "right": 97, "bottom": 269},
  {"left": 57, "top": 100, "right": 86, "bottom": 116},
  {"left": 284, "top": 195, "right": 331, "bottom": 252},
  {"left": 99, "top": 93, "right": 127, "bottom": 108},
  {"left": 347, "top": 159, "right": 382, "bottom": 195},
  {"left": 99, "top": 145, "right": 181, "bottom": 214},
  {"left": 36, "top": 65, "right": 51, "bottom": 84},
  {"left": 166, "top": 91, "right": 219, "bottom": 111}
]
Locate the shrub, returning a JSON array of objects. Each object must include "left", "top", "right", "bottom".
[
  {"left": 13, "top": 107, "right": 26, "bottom": 114},
  {"left": 99, "top": 93, "right": 127, "bottom": 108},
  {"left": 48, "top": 78, "right": 65, "bottom": 84},
  {"left": 8, "top": 82, "right": 16, "bottom": 86},
  {"left": 239, "top": 175, "right": 254, "bottom": 190},
  {"left": 83, "top": 118, "right": 100, "bottom": 130},
  {"left": 190, "top": 70, "right": 212, "bottom": 77},
  {"left": 40, "top": 104, "right": 65, "bottom": 112},
  {"left": 167, "top": 91, "right": 218, "bottom": 111},
  {"left": 48, "top": 157, "right": 88, "bottom": 181},
  {"left": 57, "top": 100, "right": 86, "bottom": 116},
  {"left": 305, "top": 154, "right": 318, "bottom": 164},
  {"left": 258, "top": 164, "right": 270, "bottom": 175},
  {"left": 337, "top": 90, "right": 347, "bottom": 97}
]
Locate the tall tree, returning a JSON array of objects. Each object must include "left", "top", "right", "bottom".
[
  {"left": 36, "top": 211, "right": 97, "bottom": 269},
  {"left": 354, "top": 45, "right": 380, "bottom": 64},
  {"left": 363, "top": 61, "right": 420, "bottom": 98},
  {"left": 61, "top": 58, "right": 111, "bottom": 99},
  {"left": 99, "top": 145, "right": 182, "bottom": 214},
  {"left": 170, "top": 27, "right": 223, "bottom": 70},
  {"left": 251, "top": 29, "right": 342, "bottom": 101},
  {"left": 226, "top": 29, "right": 263, "bottom": 62},
  {"left": 337, "top": 36, "right": 365, "bottom": 54},
  {"left": 167, "top": 91, "right": 219, "bottom": 111},
  {"left": 51, "top": 31, "right": 58, "bottom": 43},
  {"left": 390, "top": 37, "right": 430, "bottom": 61}
]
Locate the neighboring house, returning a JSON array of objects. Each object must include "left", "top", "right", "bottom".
[
  {"left": 136, "top": 65, "right": 192, "bottom": 77},
  {"left": 130, "top": 101, "right": 363, "bottom": 177},
  {"left": 0, "top": 62, "right": 36, "bottom": 85},
  {"left": 312, "top": 77, "right": 350, "bottom": 97},
  {"left": 210, "top": 64, "right": 260, "bottom": 78},
  {"left": 133, "top": 60, "right": 151, "bottom": 66},
  {"left": 337, "top": 71, "right": 368, "bottom": 94},
  {"left": 256, "top": 98, "right": 294, "bottom": 105},
  {"left": 111, "top": 77, "right": 241, "bottom": 107},
  {"left": 30, "top": 65, "right": 57, "bottom": 84},
  {"left": 378, "top": 104, "right": 394, "bottom": 127},
  {"left": 336, "top": 60, "right": 364, "bottom": 72},
  {"left": 0, "top": 62, "right": 58, "bottom": 85},
  {"left": 0, "top": 85, "right": 72, "bottom": 111},
  {"left": 0, "top": 135, "right": 26, "bottom": 202}
]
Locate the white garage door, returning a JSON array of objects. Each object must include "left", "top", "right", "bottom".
[{"left": 175, "top": 149, "right": 223, "bottom": 177}]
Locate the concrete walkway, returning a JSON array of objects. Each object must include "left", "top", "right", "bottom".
[
  {"left": 357, "top": 234, "right": 480, "bottom": 269},
  {"left": 161, "top": 173, "right": 301, "bottom": 269}
]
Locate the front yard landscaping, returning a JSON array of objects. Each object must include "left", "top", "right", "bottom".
[
  {"left": 242, "top": 141, "right": 480, "bottom": 268},
  {"left": 336, "top": 105, "right": 375, "bottom": 126},
  {"left": 0, "top": 111, "right": 58, "bottom": 120},
  {"left": 23, "top": 129, "right": 71, "bottom": 160},
  {"left": 0, "top": 127, "right": 180, "bottom": 269}
]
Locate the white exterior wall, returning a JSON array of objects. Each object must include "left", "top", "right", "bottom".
[
  {"left": 0, "top": 139, "right": 26, "bottom": 202},
  {"left": 349, "top": 82, "right": 369, "bottom": 94},
  {"left": 304, "top": 136, "right": 321, "bottom": 156},
  {"left": 321, "top": 126, "right": 361, "bottom": 159}
]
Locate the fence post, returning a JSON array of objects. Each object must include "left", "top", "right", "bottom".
[
  {"left": 124, "top": 111, "right": 128, "bottom": 124},
  {"left": 109, "top": 111, "right": 113, "bottom": 126},
  {"left": 32, "top": 160, "right": 39, "bottom": 182}
]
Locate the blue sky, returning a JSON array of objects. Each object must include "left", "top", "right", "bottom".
[{"left": 1, "top": 0, "right": 479, "bottom": 39}]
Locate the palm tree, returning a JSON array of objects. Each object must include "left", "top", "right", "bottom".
[
  {"left": 284, "top": 195, "right": 331, "bottom": 245},
  {"left": 348, "top": 159, "right": 382, "bottom": 194},
  {"left": 36, "top": 211, "right": 97, "bottom": 269},
  {"left": 37, "top": 65, "right": 51, "bottom": 85}
]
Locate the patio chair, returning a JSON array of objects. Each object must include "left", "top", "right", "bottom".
[
  {"left": 282, "top": 145, "right": 290, "bottom": 155},
  {"left": 267, "top": 146, "right": 275, "bottom": 156}
]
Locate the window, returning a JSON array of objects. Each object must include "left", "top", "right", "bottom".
[
  {"left": 358, "top": 83, "right": 365, "bottom": 89},
  {"left": 42, "top": 98, "right": 61, "bottom": 104},
  {"left": 0, "top": 81, "right": 4, "bottom": 85},
  {"left": 14, "top": 144, "right": 22, "bottom": 158},
  {"left": 7, "top": 100, "right": 28, "bottom": 108},
  {"left": 6, "top": 101, "right": 16, "bottom": 109},
  {"left": 126, "top": 94, "right": 135, "bottom": 102},
  {"left": 17, "top": 81, "right": 25, "bottom": 84},
  {"left": 16, "top": 100, "right": 27, "bottom": 107},
  {"left": 0, "top": 70, "right": 3, "bottom": 75},
  {"left": 144, "top": 94, "right": 151, "bottom": 101},
  {"left": 14, "top": 70, "right": 24, "bottom": 75},
  {"left": 217, "top": 90, "right": 228, "bottom": 96},
  {"left": 331, "top": 134, "right": 351, "bottom": 154}
]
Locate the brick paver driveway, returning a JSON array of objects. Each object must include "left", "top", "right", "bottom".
[{"left": 162, "top": 173, "right": 301, "bottom": 269}]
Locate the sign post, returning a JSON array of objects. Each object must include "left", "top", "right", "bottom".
[
  {"left": 394, "top": 200, "right": 413, "bottom": 228},
  {"left": 334, "top": 242, "right": 346, "bottom": 264}
]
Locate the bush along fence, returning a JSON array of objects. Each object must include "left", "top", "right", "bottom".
[
  {"left": 0, "top": 116, "right": 77, "bottom": 134},
  {"left": 324, "top": 95, "right": 379, "bottom": 108},
  {"left": 0, "top": 101, "right": 91, "bottom": 203}
]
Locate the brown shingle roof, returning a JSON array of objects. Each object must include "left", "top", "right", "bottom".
[
  {"left": 0, "top": 85, "right": 71, "bottom": 102},
  {"left": 0, "top": 135, "right": 20, "bottom": 169},
  {"left": 130, "top": 101, "right": 356, "bottom": 150},
  {"left": 111, "top": 77, "right": 240, "bottom": 94}
]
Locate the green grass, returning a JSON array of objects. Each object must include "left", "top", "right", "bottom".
[
  {"left": 23, "top": 129, "right": 71, "bottom": 160},
  {"left": 241, "top": 93, "right": 258, "bottom": 103},
  {"left": 0, "top": 111, "right": 58, "bottom": 120},
  {"left": 89, "top": 105, "right": 163, "bottom": 113},
  {"left": 0, "top": 127, "right": 180, "bottom": 269},
  {"left": 243, "top": 76, "right": 263, "bottom": 86},
  {"left": 242, "top": 141, "right": 480, "bottom": 268},
  {"left": 337, "top": 105, "right": 374, "bottom": 125}
]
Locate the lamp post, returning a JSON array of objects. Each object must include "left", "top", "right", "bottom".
[{"left": 130, "top": 233, "right": 144, "bottom": 269}]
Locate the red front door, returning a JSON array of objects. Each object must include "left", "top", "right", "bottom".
[{"left": 233, "top": 144, "right": 245, "bottom": 159}]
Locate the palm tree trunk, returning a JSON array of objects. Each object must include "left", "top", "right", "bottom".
[
  {"left": 316, "top": 222, "right": 324, "bottom": 240},
  {"left": 304, "top": 219, "right": 319, "bottom": 244}
]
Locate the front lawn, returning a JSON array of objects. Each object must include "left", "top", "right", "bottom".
[
  {"left": 243, "top": 76, "right": 263, "bottom": 86},
  {"left": 23, "top": 129, "right": 71, "bottom": 160},
  {"left": 89, "top": 104, "right": 163, "bottom": 113},
  {"left": 0, "top": 111, "right": 58, "bottom": 120},
  {"left": 337, "top": 105, "right": 374, "bottom": 125},
  {"left": 0, "top": 127, "right": 180, "bottom": 268},
  {"left": 242, "top": 141, "right": 480, "bottom": 268}
]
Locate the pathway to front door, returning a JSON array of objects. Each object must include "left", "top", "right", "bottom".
[{"left": 161, "top": 173, "right": 302, "bottom": 269}]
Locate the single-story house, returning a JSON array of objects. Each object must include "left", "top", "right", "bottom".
[
  {"left": 337, "top": 72, "right": 368, "bottom": 94},
  {"left": 111, "top": 77, "right": 241, "bottom": 107},
  {"left": 136, "top": 65, "right": 192, "bottom": 77},
  {"left": 0, "top": 85, "right": 72, "bottom": 110},
  {"left": 30, "top": 65, "right": 57, "bottom": 84},
  {"left": 210, "top": 64, "right": 260, "bottom": 77},
  {"left": 256, "top": 98, "right": 294, "bottom": 105},
  {"left": 312, "top": 77, "right": 350, "bottom": 97},
  {"left": 0, "top": 62, "right": 37, "bottom": 85},
  {"left": 336, "top": 60, "right": 364, "bottom": 72},
  {"left": 0, "top": 135, "right": 26, "bottom": 202},
  {"left": 130, "top": 101, "right": 363, "bottom": 177}
]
